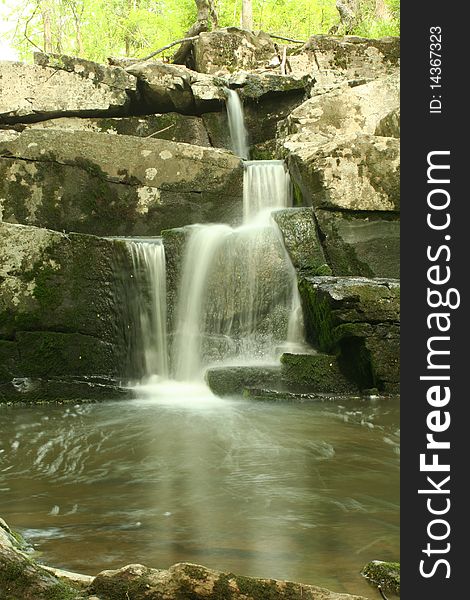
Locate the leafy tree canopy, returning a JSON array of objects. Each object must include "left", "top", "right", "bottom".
[{"left": 1, "top": 0, "right": 399, "bottom": 63}]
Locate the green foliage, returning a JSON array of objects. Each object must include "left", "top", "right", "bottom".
[{"left": 3, "top": 0, "right": 400, "bottom": 64}]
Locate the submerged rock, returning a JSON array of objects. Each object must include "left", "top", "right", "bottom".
[{"left": 0, "top": 59, "right": 136, "bottom": 124}]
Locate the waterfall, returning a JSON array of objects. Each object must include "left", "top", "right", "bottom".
[
  {"left": 126, "top": 239, "right": 169, "bottom": 380},
  {"left": 172, "top": 162, "right": 305, "bottom": 382},
  {"left": 225, "top": 89, "right": 250, "bottom": 160}
]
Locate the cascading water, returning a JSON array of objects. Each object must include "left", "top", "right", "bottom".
[
  {"left": 225, "top": 89, "right": 250, "bottom": 160},
  {"left": 126, "top": 239, "right": 169, "bottom": 380},
  {"left": 171, "top": 91, "right": 305, "bottom": 382}
]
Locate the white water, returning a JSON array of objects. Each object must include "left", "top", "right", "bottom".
[
  {"left": 171, "top": 160, "right": 305, "bottom": 382},
  {"left": 127, "top": 239, "right": 169, "bottom": 379},
  {"left": 225, "top": 89, "right": 250, "bottom": 160}
]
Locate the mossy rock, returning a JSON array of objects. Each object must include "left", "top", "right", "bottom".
[{"left": 361, "top": 560, "right": 400, "bottom": 595}]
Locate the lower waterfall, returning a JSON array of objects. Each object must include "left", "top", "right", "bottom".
[{"left": 171, "top": 160, "right": 305, "bottom": 382}]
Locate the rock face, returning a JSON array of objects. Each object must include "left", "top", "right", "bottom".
[
  {"left": 0, "top": 59, "right": 136, "bottom": 123},
  {"left": 0, "top": 129, "right": 243, "bottom": 235},
  {"left": 0, "top": 222, "right": 135, "bottom": 383},
  {"left": 193, "top": 27, "right": 276, "bottom": 74},
  {"left": 299, "top": 277, "right": 400, "bottom": 392},
  {"left": 24, "top": 113, "right": 212, "bottom": 146},
  {"left": 286, "top": 133, "right": 400, "bottom": 212}
]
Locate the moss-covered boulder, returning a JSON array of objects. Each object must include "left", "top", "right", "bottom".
[
  {"left": 0, "top": 59, "right": 135, "bottom": 124},
  {"left": 272, "top": 208, "right": 330, "bottom": 276},
  {"left": 375, "top": 107, "right": 400, "bottom": 138},
  {"left": 90, "top": 562, "right": 367, "bottom": 600},
  {"left": 299, "top": 276, "right": 400, "bottom": 392},
  {"left": 361, "top": 560, "right": 400, "bottom": 595},
  {"left": 0, "top": 129, "right": 243, "bottom": 235},
  {"left": 287, "top": 133, "right": 400, "bottom": 212},
  {"left": 193, "top": 27, "right": 276, "bottom": 74},
  {"left": 280, "top": 352, "right": 357, "bottom": 393},
  {"left": 0, "top": 222, "right": 135, "bottom": 383},
  {"left": 314, "top": 209, "right": 400, "bottom": 278}
]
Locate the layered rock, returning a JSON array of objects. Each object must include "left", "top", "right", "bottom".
[
  {"left": 0, "top": 59, "right": 136, "bottom": 123},
  {"left": 0, "top": 129, "right": 243, "bottom": 235},
  {"left": 0, "top": 222, "right": 134, "bottom": 383},
  {"left": 299, "top": 277, "right": 400, "bottom": 392},
  {"left": 23, "top": 113, "right": 212, "bottom": 146},
  {"left": 193, "top": 27, "right": 276, "bottom": 74}
]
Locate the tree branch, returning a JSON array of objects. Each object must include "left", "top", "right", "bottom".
[
  {"left": 138, "top": 36, "right": 199, "bottom": 62},
  {"left": 268, "top": 33, "right": 305, "bottom": 44}
]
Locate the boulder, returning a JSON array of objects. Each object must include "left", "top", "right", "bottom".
[
  {"left": 24, "top": 113, "right": 212, "bottom": 146},
  {"left": 0, "top": 376, "right": 131, "bottom": 404},
  {"left": 90, "top": 562, "right": 367, "bottom": 600},
  {"left": 272, "top": 208, "right": 330, "bottom": 276},
  {"left": 0, "top": 129, "right": 243, "bottom": 235},
  {"left": 287, "top": 133, "right": 400, "bottom": 212},
  {"left": 361, "top": 561, "right": 400, "bottom": 596},
  {"left": 0, "top": 59, "right": 136, "bottom": 123},
  {"left": 314, "top": 210, "right": 400, "bottom": 278},
  {"left": 126, "top": 60, "right": 226, "bottom": 113},
  {"left": 0, "top": 222, "right": 135, "bottom": 382},
  {"left": 279, "top": 74, "right": 399, "bottom": 149},
  {"left": 205, "top": 353, "right": 357, "bottom": 397},
  {"left": 289, "top": 35, "right": 400, "bottom": 81},
  {"left": 299, "top": 276, "right": 400, "bottom": 392},
  {"left": 193, "top": 27, "right": 276, "bottom": 74}
]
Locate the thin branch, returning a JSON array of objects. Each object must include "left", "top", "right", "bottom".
[
  {"left": 138, "top": 36, "right": 199, "bottom": 63},
  {"left": 378, "top": 585, "right": 389, "bottom": 600},
  {"left": 268, "top": 33, "right": 305, "bottom": 44},
  {"left": 24, "top": 3, "right": 43, "bottom": 53},
  {"left": 145, "top": 124, "right": 175, "bottom": 138}
]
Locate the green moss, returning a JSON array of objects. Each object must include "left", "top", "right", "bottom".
[
  {"left": 211, "top": 573, "right": 235, "bottom": 599},
  {"left": 362, "top": 561, "right": 400, "bottom": 595},
  {"left": 181, "top": 564, "right": 209, "bottom": 581},
  {"left": 43, "top": 582, "right": 81, "bottom": 600},
  {"left": 299, "top": 282, "right": 336, "bottom": 351}
]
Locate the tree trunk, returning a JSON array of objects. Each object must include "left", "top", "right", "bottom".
[
  {"left": 241, "top": 0, "right": 253, "bottom": 31},
  {"left": 336, "top": 0, "right": 359, "bottom": 33},
  {"left": 41, "top": 3, "right": 53, "bottom": 53},
  {"left": 173, "top": 0, "right": 217, "bottom": 65},
  {"left": 375, "top": 0, "right": 391, "bottom": 20}
]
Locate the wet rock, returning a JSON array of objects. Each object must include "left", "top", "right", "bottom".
[
  {"left": 287, "top": 133, "right": 400, "bottom": 212},
  {"left": 90, "top": 561, "right": 367, "bottom": 600},
  {"left": 299, "top": 276, "right": 400, "bottom": 392},
  {"left": 193, "top": 27, "right": 276, "bottom": 74},
  {"left": 361, "top": 560, "right": 400, "bottom": 595},
  {"left": 0, "top": 59, "right": 135, "bottom": 124},
  {"left": 0, "top": 376, "right": 131, "bottom": 404},
  {"left": 24, "top": 113, "right": 212, "bottom": 146},
  {"left": 314, "top": 210, "right": 400, "bottom": 278},
  {"left": 272, "top": 208, "right": 330, "bottom": 276},
  {"left": 0, "top": 520, "right": 82, "bottom": 599},
  {"left": 0, "top": 222, "right": 135, "bottom": 381},
  {"left": 0, "top": 129, "right": 243, "bottom": 235},
  {"left": 205, "top": 352, "right": 357, "bottom": 397}
]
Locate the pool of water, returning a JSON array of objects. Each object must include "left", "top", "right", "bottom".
[{"left": 0, "top": 383, "right": 399, "bottom": 597}]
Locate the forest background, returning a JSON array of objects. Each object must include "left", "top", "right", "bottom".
[{"left": 0, "top": 0, "right": 399, "bottom": 64}]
